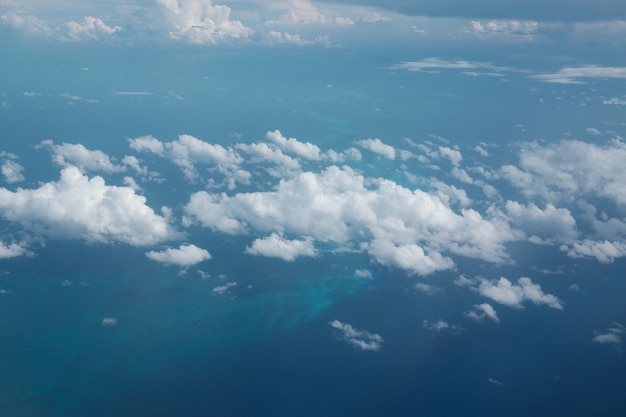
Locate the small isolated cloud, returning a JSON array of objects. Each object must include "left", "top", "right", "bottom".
[
  {"left": 415, "top": 283, "right": 442, "bottom": 295},
  {"left": 330, "top": 320, "right": 383, "bottom": 351},
  {"left": 245, "top": 233, "right": 315, "bottom": 261},
  {"left": 1, "top": 159, "right": 24, "bottom": 183},
  {"left": 354, "top": 268, "right": 373, "bottom": 279},
  {"left": 465, "top": 303, "right": 500, "bottom": 323},
  {"left": 101, "top": 317, "right": 118, "bottom": 327},
  {"left": 592, "top": 323, "right": 624, "bottom": 349},
  {"left": 422, "top": 319, "right": 465, "bottom": 334},
  {"left": 357, "top": 138, "right": 395, "bottom": 160},
  {"left": 532, "top": 66, "right": 626, "bottom": 84},
  {"left": 477, "top": 276, "right": 563, "bottom": 310},
  {"left": 157, "top": 0, "right": 253, "bottom": 44},
  {"left": 128, "top": 135, "right": 165, "bottom": 156},
  {"left": 37, "top": 140, "right": 125, "bottom": 173},
  {"left": 564, "top": 240, "right": 626, "bottom": 264},
  {"left": 488, "top": 377, "right": 504, "bottom": 386},
  {"left": 146, "top": 244, "right": 211, "bottom": 267},
  {"left": 213, "top": 281, "right": 237, "bottom": 295},
  {"left": 66, "top": 16, "right": 121, "bottom": 41}
]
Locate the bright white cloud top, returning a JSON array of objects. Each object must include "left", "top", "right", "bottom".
[{"left": 245, "top": 233, "right": 316, "bottom": 261}]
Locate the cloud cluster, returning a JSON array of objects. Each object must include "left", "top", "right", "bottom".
[
  {"left": 66, "top": 16, "right": 121, "bottom": 41},
  {"left": 330, "top": 320, "right": 383, "bottom": 351},
  {"left": 157, "top": 0, "right": 253, "bottom": 44},
  {"left": 146, "top": 244, "right": 211, "bottom": 267},
  {"left": 37, "top": 140, "right": 126, "bottom": 173},
  {"left": 184, "top": 164, "right": 517, "bottom": 275},
  {"left": 532, "top": 66, "right": 626, "bottom": 84},
  {"left": 0, "top": 166, "right": 173, "bottom": 246},
  {"left": 1, "top": 158, "right": 24, "bottom": 183},
  {"left": 458, "top": 276, "right": 563, "bottom": 310}
]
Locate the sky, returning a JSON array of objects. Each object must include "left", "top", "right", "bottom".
[{"left": 1, "top": 1, "right": 626, "bottom": 417}]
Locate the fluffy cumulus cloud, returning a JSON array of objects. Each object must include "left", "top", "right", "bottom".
[
  {"left": 0, "top": 166, "right": 173, "bottom": 246},
  {"left": 146, "top": 244, "right": 212, "bottom": 267},
  {"left": 476, "top": 277, "right": 563, "bottom": 310},
  {"left": 157, "top": 0, "right": 253, "bottom": 44},
  {"left": 37, "top": 140, "right": 125, "bottom": 173},
  {"left": 245, "top": 233, "right": 316, "bottom": 261},
  {"left": 465, "top": 303, "right": 500, "bottom": 323},
  {"left": 66, "top": 16, "right": 121, "bottom": 41},
  {"left": 184, "top": 165, "right": 518, "bottom": 275},
  {"left": 330, "top": 320, "right": 383, "bottom": 351},
  {"left": 564, "top": 240, "right": 626, "bottom": 264},
  {"left": 505, "top": 201, "right": 578, "bottom": 244},
  {"left": 357, "top": 138, "right": 396, "bottom": 160},
  {"left": 266, "top": 130, "right": 321, "bottom": 161}
]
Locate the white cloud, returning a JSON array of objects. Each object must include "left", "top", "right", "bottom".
[
  {"left": 184, "top": 165, "right": 517, "bottom": 275},
  {"left": 563, "top": 240, "right": 626, "bottom": 263},
  {"left": 146, "top": 244, "right": 211, "bottom": 267},
  {"left": 0, "top": 241, "right": 30, "bottom": 259},
  {"left": 0, "top": 12, "right": 51, "bottom": 35},
  {"left": 438, "top": 146, "right": 462, "bottom": 166},
  {"left": 66, "top": 16, "right": 121, "bottom": 41},
  {"left": 505, "top": 139, "right": 626, "bottom": 207},
  {"left": 465, "top": 303, "right": 500, "bottom": 323},
  {"left": 128, "top": 135, "right": 165, "bottom": 156},
  {"left": 0, "top": 166, "right": 174, "bottom": 246},
  {"left": 389, "top": 58, "right": 512, "bottom": 76},
  {"left": 532, "top": 66, "right": 626, "bottom": 84},
  {"left": 330, "top": 320, "right": 383, "bottom": 351},
  {"left": 213, "top": 281, "right": 237, "bottom": 295},
  {"left": 356, "top": 138, "right": 395, "bottom": 160},
  {"left": 354, "top": 268, "right": 373, "bottom": 279},
  {"left": 603, "top": 97, "right": 626, "bottom": 105},
  {"left": 266, "top": 130, "right": 321, "bottom": 160},
  {"left": 505, "top": 201, "right": 578, "bottom": 244},
  {"left": 477, "top": 276, "right": 563, "bottom": 310},
  {"left": 592, "top": 323, "right": 624, "bottom": 348},
  {"left": 245, "top": 233, "right": 316, "bottom": 261},
  {"left": 157, "top": 0, "right": 253, "bottom": 44},
  {"left": 1, "top": 159, "right": 24, "bottom": 183},
  {"left": 37, "top": 140, "right": 125, "bottom": 173},
  {"left": 101, "top": 317, "right": 118, "bottom": 327}
]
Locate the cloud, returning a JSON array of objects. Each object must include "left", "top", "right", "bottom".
[
  {"left": 477, "top": 276, "right": 563, "bottom": 310},
  {"left": 1, "top": 159, "right": 24, "bottom": 183},
  {"left": 356, "top": 138, "right": 396, "bottom": 160},
  {"left": 184, "top": 165, "right": 517, "bottom": 275},
  {"left": 266, "top": 130, "right": 321, "bottom": 160},
  {"left": 465, "top": 303, "right": 500, "bottom": 323},
  {"left": 532, "top": 66, "right": 626, "bottom": 84},
  {"left": 245, "top": 233, "right": 316, "bottom": 261},
  {"left": 505, "top": 201, "right": 578, "bottom": 244},
  {"left": 415, "top": 282, "right": 442, "bottom": 295},
  {"left": 146, "top": 244, "right": 212, "bottom": 267},
  {"left": 563, "top": 240, "right": 626, "bottom": 264},
  {"left": 128, "top": 135, "right": 165, "bottom": 156},
  {"left": 592, "top": 323, "right": 624, "bottom": 348},
  {"left": 213, "top": 281, "right": 237, "bottom": 295},
  {"left": 488, "top": 378, "right": 503, "bottom": 386},
  {"left": 422, "top": 319, "right": 465, "bottom": 334},
  {"left": 330, "top": 320, "right": 383, "bottom": 351},
  {"left": 157, "top": 0, "right": 253, "bottom": 44},
  {"left": 0, "top": 166, "right": 174, "bottom": 246},
  {"left": 504, "top": 139, "right": 626, "bottom": 207},
  {"left": 66, "top": 16, "right": 121, "bottom": 41},
  {"left": 354, "top": 268, "right": 373, "bottom": 279},
  {"left": 0, "top": 12, "right": 51, "bottom": 35},
  {"left": 389, "top": 58, "right": 511, "bottom": 75},
  {"left": 314, "top": 0, "right": 626, "bottom": 22},
  {"left": 0, "top": 241, "right": 30, "bottom": 259},
  {"left": 603, "top": 97, "right": 626, "bottom": 105},
  {"left": 265, "top": 0, "right": 354, "bottom": 27},
  {"left": 37, "top": 140, "right": 125, "bottom": 173}
]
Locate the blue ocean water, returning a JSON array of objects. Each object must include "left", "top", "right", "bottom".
[{"left": 1, "top": 44, "right": 626, "bottom": 416}]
